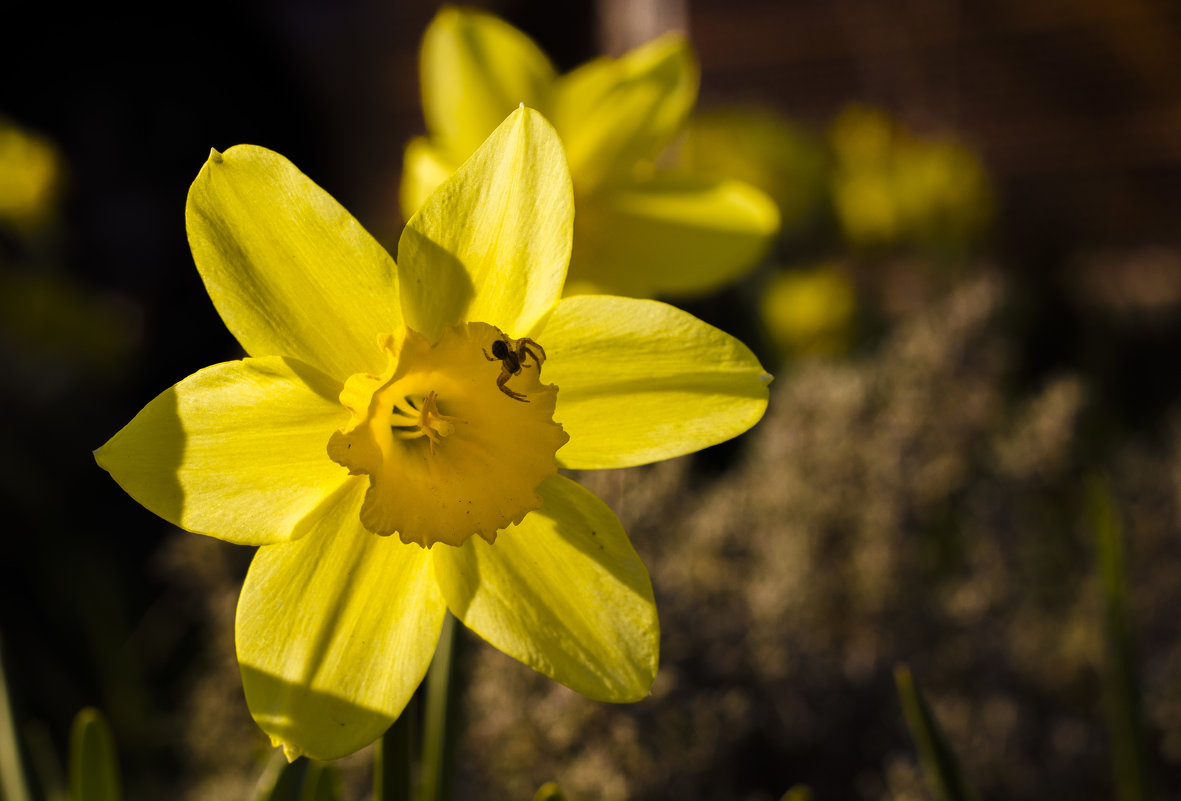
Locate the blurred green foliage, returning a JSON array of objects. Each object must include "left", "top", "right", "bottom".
[
  {"left": 1089, "top": 476, "right": 1154, "bottom": 801},
  {"left": 895, "top": 665, "right": 978, "bottom": 801},
  {"left": 256, "top": 760, "right": 341, "bottom": 801},
  {"left": 1, "top": 637, "right": 33, "bottom": 801},
  {"left": 530, "top": 782, "right": 566, "bottom": 801},
  {"left": 68, "top": 709, "right": 121, "bottom": 801}
]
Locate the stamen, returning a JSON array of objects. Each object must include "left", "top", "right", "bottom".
[
  {"left": 389, "top": 408, "right": 421, "bottom": 428},
  {"left": 387, "top": 391, "right": 465, "bottom": 453},
  {"left": 393, "top": 395, "right": 422, "bottom": 417}
]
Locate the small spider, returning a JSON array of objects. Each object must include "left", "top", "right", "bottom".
[{"left": 484, "top": 335, "right": 546, "bottom": 402}]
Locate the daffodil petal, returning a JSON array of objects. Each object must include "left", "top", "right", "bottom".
[
  {"left": 94, "top": 356, "right": 351, "bottom": 545},
  {"left": 541, "top": 296, "right": 771, "bottom": 468},
  {"left": 398, "top": 107, "right": 572, "bottom": 342},
  {"left": 550, "top": 33, "right": 697, "bottom": 191},
  {"left": 433, "top": 474, "right": 657, "bottom": 701},
  {"left": 570, "top": 173, "right": 780, "bottom": 297},
  {"left": 420, "top": 7, "right": 556, "bottom": 160},
  {"left": 237, "top": 481, "right": 447, "bottom": 761},
  {"left": 186, "top": 144, "right": 401, "bottom": 381},
  {"left": 399, "top": 136, "right": 457, "bottom": 222}
]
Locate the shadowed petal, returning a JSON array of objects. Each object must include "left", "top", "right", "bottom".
[
  {"left": 569, "top": 173, "right": 779, "bottom": 297},
  {"left": 550, "top": 33, "right": 697, "bottom": 192},
  {"left": 95, "top": 356, "right": 350, "bottom": 545},
  {"left": 420, "top": 7, "right": 556, "bottom": 160},
  {"left": 398, "top": 107, "right": 571, "bottom": 342},
  {"left": 399, "top": 136, "right": 458, "bottom": 222},
  {"left": 237, "top": 481, "right": 447, "bottom": 760}
]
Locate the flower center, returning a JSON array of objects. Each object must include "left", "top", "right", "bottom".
[
  {"left": 327, "top": 321, "right": 568, "bottom": 548},
  {"left": 388, "top": 391, "right": 458, "bottom": 452}
]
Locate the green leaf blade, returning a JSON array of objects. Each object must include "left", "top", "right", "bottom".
[
  {"left": 68, "top": 708, "right": 121, "bottom": 801},
  {"left": 894, "top": 664, "right": 977, "bottom": 801}
]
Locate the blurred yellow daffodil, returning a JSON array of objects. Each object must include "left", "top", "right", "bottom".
[
  {"left": 829, "top": 105, "right": 992, "bottom": 255},
  {"left": 0, "top": 117, "right": 63, "bottom": 231},
  {"left": 760, "top": 264, "right": 858, "bottom": 359},
  {"left": 95, "top": 108, "right": 770, "bottom": 760},
  {"left": 401, "top": 7, "right": 780, "bottom": 299},
  {"left": 685, "top": 106, "right": 829, "bottom": 242}
]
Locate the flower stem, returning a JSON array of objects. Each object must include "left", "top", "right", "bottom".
[
  {"left": 375, "top": 695, "right": 417, "bottom": 801},
  {"left": 419, "top": 612, "right": 458, "bottom": 801}
]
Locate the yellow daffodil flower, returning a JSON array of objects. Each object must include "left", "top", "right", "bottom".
[
  {"left": 685, "top": 106, "right": 829, "bottom": 242},
  {"left": 0, "top": 117, "right": 63, "bottom": 231},
  {"left": 401, "top": 7, "right": 780, "bottom": 299},
  {"left": 95, "top": 108, "right": 770, "bottom": 761},
  {"left": 760, "top": 265, "right": 858, "bottom": 359},
  {"left": 829, "top": 105, "right": 993, "bottom": 254}
]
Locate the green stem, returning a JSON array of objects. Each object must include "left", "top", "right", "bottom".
[
  {"left": 375, "top": 695, "right": 417, "bottom": 801},
  {"left": 419, "top": 613, "right": 458, "bottom": 801}
]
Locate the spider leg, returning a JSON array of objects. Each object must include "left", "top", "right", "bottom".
[
  {"left": 483, "top": 347, "right": 497, "bottom": 362},
  {"left": 520, "top": 340, "right": 546, "bottom": 368},
  {"left": 497, "top": 371, "right": 529, "bottom": 402}
]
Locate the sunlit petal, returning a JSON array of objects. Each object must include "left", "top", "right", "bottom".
[
  {"left": 541, "top": 296, "right": 771, "bottom": 468},
  {"left": 186, "top": 145, "right": 401, "bottom": 381},
  {"left": 433, "top": 475, "right": 657, "bottom": 701}
]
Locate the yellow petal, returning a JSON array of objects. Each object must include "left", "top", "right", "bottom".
[
  {"left": 550, "top": 33, "right": 697, "bottom": 192},
  {"left": 420, "top": 7, "right": 556, "bottom": 161},
  {"left": 237, "top": 482, "right": 447, "bottom": 761},
  {"left": 540, "top": 296, "right": 771, "bottom": 468},
  {"left": 569, "top": 173, "right": 779, "bottom": 298},
  {"left": 397, "top": 107, "right": 572, "bottom": 342},
  {"left": 399, "top": 136, "right": 458, "bottom": 222},
  {"left": 187, "top": 145, "right": 401, "bottom": 382},
  {"left": 432, "top": 475, "right": 657, "bottom": 701},
  {"left": 94, "top": 356, "right": 351, "bottom": 545}
]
